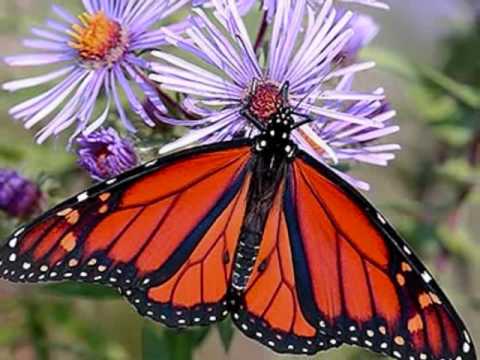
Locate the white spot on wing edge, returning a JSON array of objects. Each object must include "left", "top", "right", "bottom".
[
  {"left": 106, "top": 178, "right": 117, "bottom": 185},
  {"left": 8, "top": 238, "right": 18, "bottom": 248},
  {"left": 145, "top": 160, "right": 157, "bottom": 168},
  {"left": 403, "top": 245, "right": 412, "bottom": 255},
  {"left": 77, "top": 192, "right": 89, "bottom": 202},
  {"left": 377, "top": 213, "right": 387, "bottom": 224},
  {"left": 14, "top": 227, "right": 25, "bottom": 237},
  {"left": 421, "top": 271, "right": 433, "bottom": 283}
]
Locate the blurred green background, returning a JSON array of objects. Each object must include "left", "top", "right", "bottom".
[{"left": 0, "top": 0, "right": 479, "bottom": 359}]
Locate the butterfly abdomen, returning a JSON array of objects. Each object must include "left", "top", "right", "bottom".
[{"left": 231, "top": 154, "right": 287, "bottom": 291}]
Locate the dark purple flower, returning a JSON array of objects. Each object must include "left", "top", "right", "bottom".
[
  {"left": 76, "top": 127, "right": 138, "bottom": 180},
  {"left": 0, "top": 169, "right": 42, "bottom": 218}
]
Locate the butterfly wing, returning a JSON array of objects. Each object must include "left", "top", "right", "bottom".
[
  {"left": 230, "top": 180, "right": 327, "bottom": 354},
  {"left": 0, "top": 140, "right": 253, "bottom": 327},
  {"left": 281, "top": 152, "right": 476, "bottom": 359}
]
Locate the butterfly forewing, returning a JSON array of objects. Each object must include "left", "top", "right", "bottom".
[
  {"left": 280, "top": 153, "right": 476, "bottom": 360},
  {"left": 0, "top": 141, "right": 253, "bottom": 327}
]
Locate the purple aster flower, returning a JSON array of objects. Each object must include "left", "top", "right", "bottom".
[
  {"left": 295, "top": 83, "right": 399, "bottom": 190},
  {"left": 0, "top": 169, "right": 43, "bottom": 218},
  {"left": 150, "top": 0, "right": 395, "bottom": 189},
  {"left": 76, "top": 127, "right": 138, "bottom": 181},
  {"left": 195, "top": 0, "right": 389, "bottom": 20},
  {"left": 263, "top": 0, "right": 389, "bottom": 20},
  {"left": 193, "top": 0, "right": 257, "bottom": 14},
  {"left": 2, "top": 0, "right": 190, "bottom": 144},
  {"left": 316, "top": 0, "right": 389, "bottom": 10}
]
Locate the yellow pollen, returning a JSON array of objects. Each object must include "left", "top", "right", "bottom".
[{"left": 69, "top": 11, "right": 126, "bottom": 64}]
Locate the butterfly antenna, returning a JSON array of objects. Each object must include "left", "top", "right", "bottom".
[{"left": 289, "top": 66, "right": 335, "bottom": 129}]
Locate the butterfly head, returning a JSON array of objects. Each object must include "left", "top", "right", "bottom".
[{"left": 242, "top": 81, "right": 297, "bottom": 157}]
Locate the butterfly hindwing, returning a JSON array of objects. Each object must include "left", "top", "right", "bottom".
[
  {"left": 0, "top": 140, "right": 253, "bottom": 327},
  {"left": 281, "top": 152, "right": 476, "bottom": 360},
  {"left": 231, "top": 181, "right": 330, "bottom": 355}
]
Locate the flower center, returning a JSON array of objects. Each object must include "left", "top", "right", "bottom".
[
  {"left": 69, "top": 11, "right": 128, "bottom": 67},
  {"left": 92, "top": 144, "right": 112, "bottom": 178},
  {"left": 247, "top": 82, "right": 283, "bottom": 121}
]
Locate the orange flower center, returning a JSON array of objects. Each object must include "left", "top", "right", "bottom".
[
  {"left": 248, "top": 82, "right": 283, "bottom": 121},
  {"left": 69, "top": 11, "right": 128, "bottom": 67}
]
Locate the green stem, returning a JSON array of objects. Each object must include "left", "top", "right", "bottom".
[{"left": 22, "top": 299, "right": 50, "bottom": 360}]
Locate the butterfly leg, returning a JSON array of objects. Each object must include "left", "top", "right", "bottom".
[{"left": 240, "top": 108, "right": 266, "bottom": 131}]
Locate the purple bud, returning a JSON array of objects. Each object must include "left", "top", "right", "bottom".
[
  {"left": 0, "top": 169, "right": 42, "bottom": 218},
  {"left": 337, "top": 11, "right": 379, "bottom": 62},
  {"left": 76, "top": 128, "right": 138, "bottom": 181}
]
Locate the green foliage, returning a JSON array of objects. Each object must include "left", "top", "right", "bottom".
[
  {"left": 142, "top": 323, "right": 210, "bottom": 360},
  {"left": 217, "top": 319, "right": 235, "bottom": 352},
  {"left": 42, "top": 283, "right": 121, "bottom": 300}
]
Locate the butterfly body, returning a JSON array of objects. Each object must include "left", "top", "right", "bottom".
[
  {"left": 0, "top": 92, "right": 476, "bottom": 359},
  {"left": 232, "top": 101, "right": 295, "bottom": 291}
]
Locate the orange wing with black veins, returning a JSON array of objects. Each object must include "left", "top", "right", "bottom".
[
  {"left": 278, "top": 153, "right": 476, "bottom": 359},
  {"left": 0, "top": 141, "right": 253, "bottom": 327}
]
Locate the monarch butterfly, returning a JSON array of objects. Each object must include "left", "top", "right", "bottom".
[{"left": 0, "top": 83, "right": 476, "bottom": 360}]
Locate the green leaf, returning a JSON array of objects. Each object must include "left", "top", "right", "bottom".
[
  {"left": 410, "top": 86, "right": 459, "bottom": 123},
  {"left": 217, "top": 319, "right": 235, "bottom": 353},
  {"left": 438, "top": 225, "right": 480, "bottom": 262},
  {"left": 42, "top": 283, "right": 120, "bottom": 300},
  {"left": 142, "top": 323, "right": 210, "bottom": 360},
  {"left": 432, "top": 125, "right": 473, "bottom": 147},
  {"left": 143, "top": 323, "right": 170, "bottom": 360},
  {"left": 360, "top": 47, "right": 418, "bottom": 80},
  {"left": 418, "top": 65, "right": 480, "bottom": 109},
  {"left": 362, "top": 48, "right": 480, "bottom": 109},
  {"left": 0, "top": 144, "right": 23, "bottom": 162},
  {"left": 436, "top": 159, "right": 478, "bottom": 184}
]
